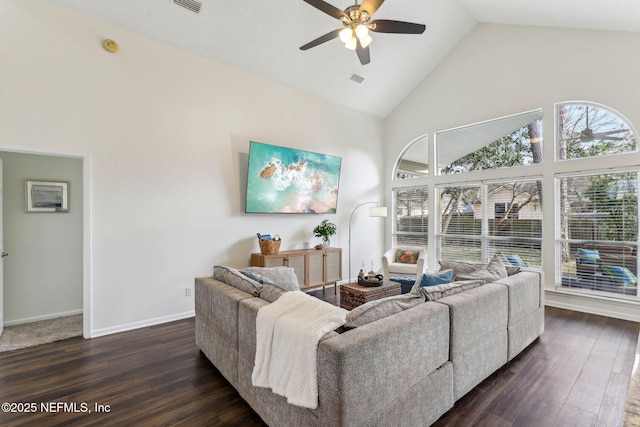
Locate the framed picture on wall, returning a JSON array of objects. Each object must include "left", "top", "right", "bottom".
[{"left": 26, "top": 180, "right": 69, "bottom": 213}]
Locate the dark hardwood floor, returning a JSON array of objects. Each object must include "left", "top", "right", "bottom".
[{"left": 0, "top": 288, "right": 638, "bottom": 426}]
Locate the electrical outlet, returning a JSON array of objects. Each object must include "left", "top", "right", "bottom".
[{"left": 185, "top": 287, "right": 192, "bottom": 297}]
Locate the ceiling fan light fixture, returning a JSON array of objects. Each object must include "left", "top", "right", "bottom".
[
  {"left": 344, "top": 35, "right": 357, "bottom": 50},
  {"left": 339, "top": 27, "right": 354, "bottom": 44},
  {"left": 355, "top": 23, "right": 369, "bottom": 39},
  {"left": 359, "top": 34, "right": 372, "bottom": 48},
  {"left": 300, "top": 0, "right": 426, "bottom": 65}
]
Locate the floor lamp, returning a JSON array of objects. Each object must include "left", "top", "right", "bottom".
[{"left": 348, "top": 202, "right": 388, "bottom": 282}]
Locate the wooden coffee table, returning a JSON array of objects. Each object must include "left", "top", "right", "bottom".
[{"left": 339, "top": 280, "right": 401, "bottom": 310}]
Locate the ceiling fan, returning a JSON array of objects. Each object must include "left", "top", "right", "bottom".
[
  {"left": 563, "top": 107, "right": 628, "bottom": 143},
  {"left": 299, "top": 0, "right": 426, "bottom": 65}
]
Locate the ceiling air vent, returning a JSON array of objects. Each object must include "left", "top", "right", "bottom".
[
  {"left": 173, "top": 0, "right": 202, "bottom": 14},
  {"left": 349, "top": 73, "right": 366, "bottom": 85}
]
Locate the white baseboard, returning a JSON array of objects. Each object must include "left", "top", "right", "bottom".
[
  {"left": 545, "top": 289, "right": 640, "bottom": 322},
  {"left": 90, "top": 311, "right": 195, "bottom": 338},
  {"left": 4, "top": 309, "right": 84, "bottom": 327}
]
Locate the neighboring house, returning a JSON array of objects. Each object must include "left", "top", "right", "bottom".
[{"left": 472, "top": 185, "right": 542, "bottom": 221}]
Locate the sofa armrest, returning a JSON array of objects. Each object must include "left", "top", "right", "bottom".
[
  {"left": 382, "top": 248, "right": 396, "bottom": 277},
  {"left": 416, "top": 249, "right": 427, "bottom": 275}
]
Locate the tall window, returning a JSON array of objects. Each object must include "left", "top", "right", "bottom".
[
  {"left": 436, "top": 180, "right": 542, "bottom": 266},
  {"left": 557, "top": 172, "right": 638, "bottom": 295},
  {"left": 437, "top": 185, "right": 482, "bottom": 262},
  {"left": 556, "top": 103, "right": 639, "bottom": 297},
  {"left": 393, "top": 186, "right": 428, "bottom": 246},
  {"left": 487, "top": 181, "right": 542, "bottom": 267}
]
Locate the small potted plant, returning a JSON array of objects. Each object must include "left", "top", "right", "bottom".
[{"left": 313, "top": 219, "right": 336, "bottom": 248}]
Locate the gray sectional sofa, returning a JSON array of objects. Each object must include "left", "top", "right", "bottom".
[{"left": 195, "top": 263, "right": 544, "bottom": 426}]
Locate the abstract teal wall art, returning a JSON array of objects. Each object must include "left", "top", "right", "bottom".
[{"left": 245, "top": 141, "right": 342, "bottom": 214}]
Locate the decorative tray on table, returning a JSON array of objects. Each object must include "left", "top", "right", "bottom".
[{"left": 358, "top": 274, "right": 384, "bottom": 287}]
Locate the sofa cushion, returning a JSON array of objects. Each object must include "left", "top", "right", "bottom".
[
  {"left": 494, "top": 271, "right": 542, "bottom": 324},
  {"left": 389, "top": 262, "right": 421, "bottom": 275},
  {"left": 396, "top": 249, "right": 420, "bottom": 264},
  {"left": 344, "top": 294, "right": 424, "bottom": 329},
  {"left": 577, "top": 248, "right": 600, "bottom": 265},
  {"left": 456, "top": 256, "right": 507, "bottom": 284},
  {"left": 418, "top": 269, "right": 453, "bottom": 287},
  {"left": 438, "top": 260, "right": 483, "bottom": 279},
  {"left": 213, "top": 265, "right": 263, "bottom": 296},
  {"left": 601, "top": 265, "right": 637, "bottom": 286},
  {"left": 414, "top": 279, "right": 485, "bottom": 301},
  {"left": 345, "top": 294, "right": 425, "bottom": 327},
  {"left": 436, "top": 283, "right": 509, "bottom": 400},
  {"left": 240, "top": 266, "right": 300, "bottom": 291},
  {"left": 505, "top": 253, "right": 527, "bottom": 267}
]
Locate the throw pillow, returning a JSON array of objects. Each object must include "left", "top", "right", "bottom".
[
  {"left": 577, "top": 248, "right": 600, "bottom": 265},
  {"left": 438, "top": 260, "right": 483, "bottom": 280},
  {"left": 455, "top": 255, "right": 508, "bottom": 284},
  {"left": 344, "top": 294, "right": 424, "bottom": 329},
  {"left": 505, "top": 254, "right": 527, "bottom": 267},
  {"left": 456, "top": 269, "right": 500, "bottom": 284},
  {"left": 396, "top": 249, "right": 420, "bottom": 264},
  {"left": 506, "top": 266, "right": 521, "bottom": 276},
  {"left": 239, "top": 270, "right": 275, "bottom": 285},
  {"left": 259, "top": 283, "right": 286, "bottom": 303},
  {"left": 418, "top": 269, "right": 453, "bottom": 287},
  {"left": 495, "top": 252, "right": 511, "bottom": 267},
  {"left": 601, "top": 265, "right": 638, "bottom": 286},
  {"left": 240, "top": 266, "right": 300, "bottom": 291},
  {"left": 495, "top": 252, "right": 520, "bottom": 275},
  {"left": 485, "top": 255, "right": 508, "bottom": 279},
  {"left": 213, "top": 265, "right": 263, "bottom": 296},
  {"left": 416, "top": 279, "right": 485, "bottom": 301}
]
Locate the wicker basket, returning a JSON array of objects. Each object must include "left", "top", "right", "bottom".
[{"left": 259, "top": 239, "right": 281, "bottom": 255}]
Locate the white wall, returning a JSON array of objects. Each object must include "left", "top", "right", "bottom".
[
  {"left": 385, "top": 24, "right": 640, "bottom": 321},
  {"left": 1, "top": 152, "right": 83, "bottom": 324},
  {"left": 0, "top": 0, "right": 385, "bottom": 336}
]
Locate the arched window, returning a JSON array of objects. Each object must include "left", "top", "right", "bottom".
[
  {"left": 392, "top": 136, "right": 429, "bottom": 247},
  {"left": 394, "top": 135, "right": 428, "bottom": 180},
  {"left": 557, "top": 103, "right": 636, "bottom": 160}
]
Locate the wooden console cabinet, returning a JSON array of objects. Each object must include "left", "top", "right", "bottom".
[{"left": 250, "top": 247, "right": 342, "bottom": 293}]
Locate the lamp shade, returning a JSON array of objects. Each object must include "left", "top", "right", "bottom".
[{"left": 369, "top": 206, "right": 388, "bottom": 217}]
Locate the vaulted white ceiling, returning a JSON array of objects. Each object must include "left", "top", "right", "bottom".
[{"left": 45, "top": 0, "right": 640, "bottom": 118}]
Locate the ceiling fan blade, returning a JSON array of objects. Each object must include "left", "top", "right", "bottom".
[
  {"left": 356, "top": 39, "right": 370, "bottom": 65},
  {"left": 359, "top": 0, "right": 385, "bottom": 16},
  {"left": 300, "top": 29, "right": 342, "bottom": 50},
  {"left": 302, "top": 0, "right": 347, "bottom": 20},
  {"left": 370, "top": 19, "right": 426, "bottom": 34},
  {"left": 593, "top": 129, "right": 629, "bottom": 136}
]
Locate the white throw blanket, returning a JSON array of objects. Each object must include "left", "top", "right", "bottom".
[{"left": 251, "top": 291, "right": 348, "bottom": 409}]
